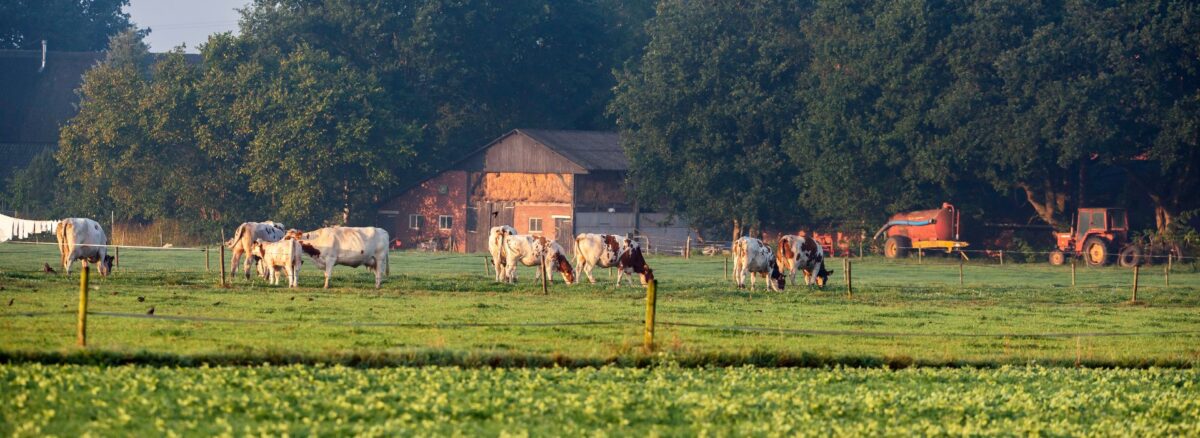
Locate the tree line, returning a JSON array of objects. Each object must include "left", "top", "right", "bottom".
[{"left": 3, "top": 0, "right": 1197, "bottom": 242}]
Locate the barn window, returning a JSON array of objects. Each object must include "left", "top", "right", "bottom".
[
  {"left": 529, "top": 217, "right": 543, "bottom": 233},
  {"left": 409, "top": 214, "right": 424, "bottom": 230},
  {"left": 439, "top": 215, "right": 453, "bottom": 230}
]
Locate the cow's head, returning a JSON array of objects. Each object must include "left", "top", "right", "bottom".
[
  {"left": 768, "top": 259, "right": 786, "bottom": 291},
  {"left": 640, "top": 267, "right": 655, "bottom": 285},
  {"left": 814, "top": 265, "right": 832, "bottom": 288},
  {"left": 99, "top": 254, "right": 114, "bottom": 276},
  {"left": 554, "top": 252, "right": 576, "bottom": 285}
]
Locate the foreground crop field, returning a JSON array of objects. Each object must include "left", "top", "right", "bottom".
[
  {"left": 3, "top": 364, "right": 1198, "bottom": 436},
  {"left": 2, "top": 244, "right": 1200, "bottom": 367}
]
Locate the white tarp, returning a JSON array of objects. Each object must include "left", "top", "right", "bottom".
[{"left": 0, "top": 214, "right": 58, "bottom": 242}]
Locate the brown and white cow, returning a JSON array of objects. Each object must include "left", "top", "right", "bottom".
[
  {"left": 732, "top": 236, "right": 785, "bottom": 291},
  {"left": 616, "top": 237, "right": 654, "bottom": 286},
  {"left": 226, "top": 221, "right": 286, "bottom": 279},
  {"left": 778, "top": 235, "right": 833, "bottom": 288},
  {"left": 488, "top": 225, "right": 519, "bottom": 282},
  {"left": 499, "top": 234, "right": 575, "bottom": 285},
  {"left": 574, "top": 233, "right": 623, "bottom": 284},
  {"left": 55, "top": 218, "right": 114, "bottom": 276},
  {"left": 293, "top": 226, "right": 390, "bottom": 289},
  {"left": 251, "top": 237, "right": 303, "bottom": 288}
]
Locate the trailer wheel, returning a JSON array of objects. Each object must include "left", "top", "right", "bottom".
[
  {"left": 1118, "top": 245, "right": 1144, "bottom": 267},
  {"left": 884, "top": 236, "right": 911, "bottom": 259},
  {"left": 1048, "top": 250, "right": 1066, "bottom": 266},
  {"left": 1083, "top": 236, "right": 1112, "bottom": 267}
]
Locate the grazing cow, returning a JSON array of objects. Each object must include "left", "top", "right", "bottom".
[
  {"left": 488, "top": 225, "right": 519, "bottom": 282},
  {"left": 55, "top": 218, "right": 113, "bottom": 276},
  {"left": 778, "top": 235, "right": 833, "bottom": 288},
  {"left": 294, "top": 226, "right": 390, "bottom": 289},
  {"left": 500, "top": 234, "right": 575, "bottom": 285},
  {"left": 616, "top": 238, "right": 654, "bottom": 286},
  {"left": 574, "top": 233, "right": 624, "bottom": 284},
  {"left": 226, "top": 221, "right": 286, "bottom": 279},
  {"left": 250, "top": 237, "right": 303, "bottom": 287},
  {"left": 731, "top": 237, "right": 785, "bottom": 291}
]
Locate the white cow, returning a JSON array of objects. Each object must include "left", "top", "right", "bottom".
[
  {"left": 500, "top": 234, "right": 575, "bottom": 285},
  {"left": 251, "top": 238, "right": 303, "bottom": 288},
  {"left": 574, "top": 233, "right": 624, "bottom": 284},
  {"left": 294, "top": 226, "right": 390, "bottom": 288},
  {"left": 488, "top": 225, "right": 519, "bottom": 282},
  {"left": 732, "top": 236, "right": 785, "bottom": 291},
  {"left": 226, "top": 221, "right": 286, "bottom": 279},
  {"left": 55, "top": 218, "right": 113, "bottom": 276},
  {"left": 778, "top": 235, "right": 833, "bottom": 287}
]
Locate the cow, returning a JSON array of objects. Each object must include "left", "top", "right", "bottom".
[
  {"left": 731, "top": 236, "right": 785, "bottom": 291},
  {"left": 574, "top": 233, "right": 624, "bottom": 284},
  {"left": 488, "top": 225, "right": 519, "bottom": 282},
  {"left": 778, "top": 235, "right": 833, "bottom": 288},
  {"left": 499, "top": 234, "right": 575, "bottom": 285},
  {"left": 55, "top": 218, "right": 114, "bottom": 276},
  {"left": 616, "top": 237, "right": 654, "bottom": 286},
  {"left": 225, "top": 221, "right": 286, "bottom": 279},
  {"left": 250, "top": 237, "right": 303, "bottom": 287},
  {"left": 293, "top": 226, "right": 390, "bottom": 289}
]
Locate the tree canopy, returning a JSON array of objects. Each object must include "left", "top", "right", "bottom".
[{"left": 0, "top": 0, "right": 133, "bottom": 51}]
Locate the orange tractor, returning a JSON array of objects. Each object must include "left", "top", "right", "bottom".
[{"left": 1049, "top": 207, "right": 1183, "bottom": 267}]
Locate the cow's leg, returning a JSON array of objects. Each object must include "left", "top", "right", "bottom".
[
  {"left": 323, "top": 257, "right": 335, "bottom": 289},
  {"left": 615, "top": 267, "right": 624, "bottom": 287},
  {"left": 374, "top": 261, "right": 383, "bottom": 289}
]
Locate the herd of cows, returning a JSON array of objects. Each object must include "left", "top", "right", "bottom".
[{"left": 52, "top": 218, "right": 833, "bottom": 291}]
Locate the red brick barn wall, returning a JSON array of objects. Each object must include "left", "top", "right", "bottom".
[
  {"left": 379, "top": 171, "right": 468, "bottom": 251},
  {"left": 513, "top": 203, "right": 573, "bottom": 240}
]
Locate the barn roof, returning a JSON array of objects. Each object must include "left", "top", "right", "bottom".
[
  {"left": 0, "top": 50, "right": 103, "bottom": 144},
  {"left": 516, "top": 129, "right": 626, "bottom": 171}
]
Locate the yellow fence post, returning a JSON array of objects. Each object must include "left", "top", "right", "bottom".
[
  {"left": 77, "top": 264, "right": 89, "bottom": 347},
  {"left": 644, "top": 279, "right": 657, "bottom": 352},
  {"left": 1131, "top": 265, "right": 1140, "bottom": 303}
]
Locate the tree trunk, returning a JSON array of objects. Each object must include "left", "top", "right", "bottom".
[
  {"left": 1155, "top": 205, "right": 1175, "bottom": 231},
  {"left": 1018, "top": 181, "right": 1069, "bottom": 228}
]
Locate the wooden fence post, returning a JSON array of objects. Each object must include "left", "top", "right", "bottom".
[
  {"left": 1131, "top": 264, "right": 1140, "bottom": 303},
  {"left": 845, "top": 258, "right": 852, "bottom": 298},
  {"left": 684, "top": 236, "right": 691, "bottom": 259},
  {"left": 724, "top": 256, "right": 729, "bottom": 280},
  {"left": 1165, "top": 253, "right": 1171, "bottom": 287},
  {"left": 918, "top": 249, "right": 923, "bottom": 264},
  {"left": 114, "top": 245, "right": 119, "bottom": 272},
  {"left": 77, "top": 264, "right": 89, "bottom": 347},
  {"left": 1071, "top": 256, "right": 1077, "bottom": 287},
  {"left": 644, "top": 279, "right": 657, "bottom": 351},
  {"left": 220, "top": 229, "right": 227, "bottom": 288},
  {"left": 999, "top": 250, "right": 1004, "bottom": 266},
  {"left": 959, "top": 252, "right": 965, "bottom": 287}
]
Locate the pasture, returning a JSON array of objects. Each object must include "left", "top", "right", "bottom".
[{"left": 3, "top": 243, "right": 1200, "bottom": 433}]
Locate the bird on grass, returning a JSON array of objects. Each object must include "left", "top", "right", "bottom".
[
  {"left": 147, "top": 306, "right": 155, "bottom": 315},
  {"left": 7, "top": 298, "right": 13, "bottom": 306},
  {"left": 42, "top": 263, "right": 56, "bottom": 274},
  {"left": 137, "top": 296, "right": 145, "bottom": 302}
]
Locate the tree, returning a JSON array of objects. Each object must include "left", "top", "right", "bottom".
[
  {"left": 0, "top": 0, "right": 133, "bottom": 51},
  {"left": 611, "top": 0, "right": 810, "bottom": 237}
]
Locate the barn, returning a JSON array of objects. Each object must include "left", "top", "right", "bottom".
[{"left": 378, "top": 129, "right": 692, "bottom": 253}]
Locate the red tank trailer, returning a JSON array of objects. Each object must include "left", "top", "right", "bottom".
[{"left": 873, "top": 202, "right": 969, "bottom": 258}]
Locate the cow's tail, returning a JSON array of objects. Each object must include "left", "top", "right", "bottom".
[
  {"left": 56, "top": 219, "right": 71, "bottom": 269},
  {"left": 732, "top": 238, "right": 747, "bottom": 262},
  {"left": 226, "top": 223, "right": 247, "bottom": 248}
]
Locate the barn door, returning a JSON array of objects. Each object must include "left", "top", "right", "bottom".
[
  {"left": 555, "top": 217, "right": 573, "bottom": 253},
  {"left": 473, "top": 201, "right": 516, "bottom": 253}
]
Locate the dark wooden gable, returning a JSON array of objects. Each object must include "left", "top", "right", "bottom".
[{"left": 456, "top": 131, "right": 588, "bottom": 174}]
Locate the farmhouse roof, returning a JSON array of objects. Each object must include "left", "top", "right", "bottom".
[
  {"left": 515, "top": 129, "right": 626, "bottom": 171},
  {"left": 0, "top": 50, "right": 103, "bottom": 144}
]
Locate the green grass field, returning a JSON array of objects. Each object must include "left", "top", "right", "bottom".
[
  {"left": 3, "top": 243, "right": 1200, "bottom": 433},
  {"left": 3, "top": 243, "right": 1199, "bottom": 366}
]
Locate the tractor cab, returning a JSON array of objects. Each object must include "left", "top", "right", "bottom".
[{"left": 1050, "top": 208, "right": 1128, "bottom": 266}]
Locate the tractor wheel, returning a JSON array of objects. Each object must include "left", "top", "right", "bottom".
[
  {"left": 1083, "top": 236, "right": 1112, "bottom": 267},
  {"left": 884, "top": 236, "right": 911, "bottom": 259},
  {"left": 1048, "top": 250, "right": 1066, "bottom": 266},
  {"left": 1118, "top": 245, "right": 1144, "bottom": 267}
]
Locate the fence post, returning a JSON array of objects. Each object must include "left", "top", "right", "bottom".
[
  {"left": 958, "top": 252, "right": 965, "bottom": 286},
  {"left": 541, "top": 257, "right": 549, "bottom": 295},
  {"left": 918, "top": 249, "right": 923, "bottom": 264},
  {"left": 77, "top": 264, "right": 89, "bottom": 347},
  {"left": 845, "top": 258, "right": 852, "bottom": 298},
  {"left": 205, "top": 247, "right": 210, "bottom": 273},
  {"left": 1165, "top": 254, "right": 1171, "bottom": 287},
  {"left": 999, "top": 250, "right": 1004, "bottom": 266},
  {"left": 484, "top": 256, "right": 491, "bottom": 276},
  {"left": 1131, "top": 265, "right": 1140, "bottom": 303},
  {"left": 1071, "top": 256, "right": 1077, "bottom": 287},
  {"left": 724, "top": 256, "right": 729, "bottom": 280},
  {"left": 114, "top": 245, "right": 119, "bottom": 272},
  {"left": 644, "top": 279, "right": 657, "bottom": 351},
  {"left": 219, "top": 229, "right": 228, "bottom": 288},
  {"left": 684, "top": 236, "right": 691, "bottom": 259}
]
